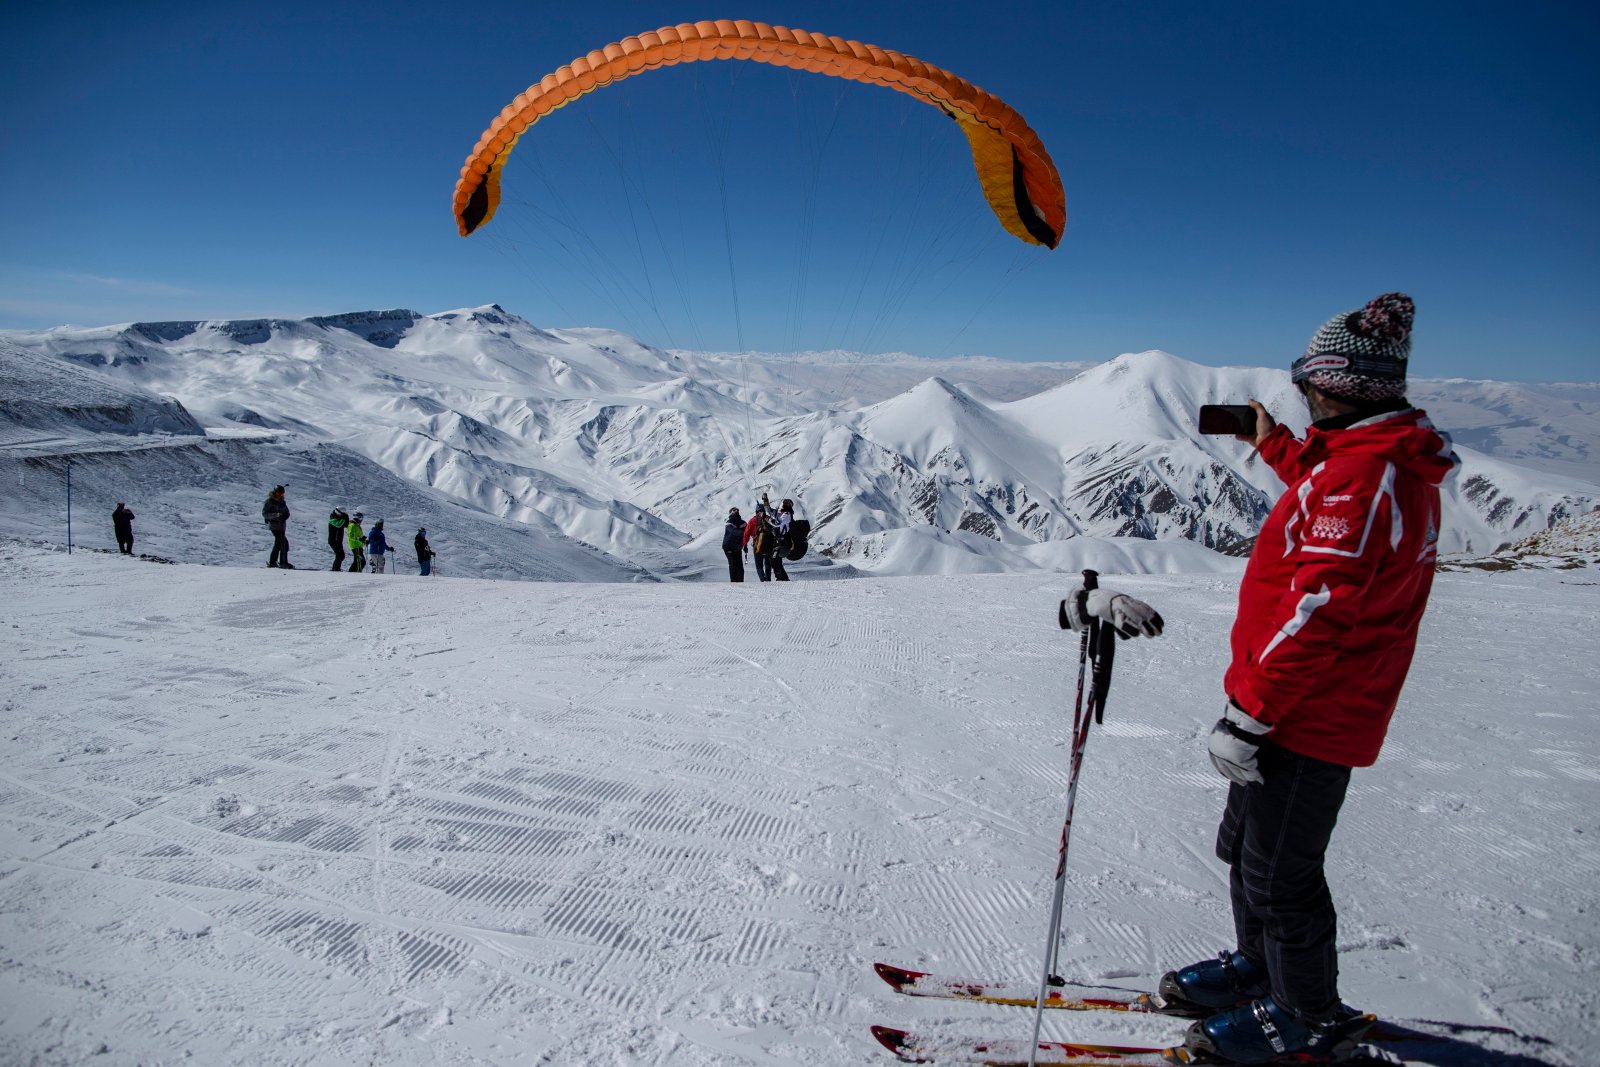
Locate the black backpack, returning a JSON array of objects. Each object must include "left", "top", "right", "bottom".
[{"left": 784, "top": 519, "right": 810, "bottom": 561}]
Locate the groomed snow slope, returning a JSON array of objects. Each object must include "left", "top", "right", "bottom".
[{"left": 1, "top": 547, "right": 1593, "bottom": 1065}]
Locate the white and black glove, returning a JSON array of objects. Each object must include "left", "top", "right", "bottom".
[
  {"left": 1208, "top": 702, "right": 1270, "bottom": 785},
  {"left": 1060, "top": 587, "right": 1165, "bottom": 638}
]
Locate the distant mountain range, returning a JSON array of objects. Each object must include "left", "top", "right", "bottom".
[{"left": 1, "top": 306, "right": 1595, "bottom": 580}]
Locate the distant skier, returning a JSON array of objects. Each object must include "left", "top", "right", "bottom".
[
  {"left": 764, "top": 498, "right": 791, "bottom": 582},
  {"left": 112, "top": 502, "right": 135, "bottom": 555},
  {"left": 327, "top": 508, "right": 349, "bottom": 571},
  {"left": 741, "top": 502, "right": 768, "bottom": 581},
  {"left": 721, "top": 507, "right": 745, "bottom": 582},
  {"left": 346, "top": 512, "right": 367, "bottom": 573},
  {"left": 774, "top": 498, "right": 797, "bottom": 567},
  {"left": 415, "top": 527, "right": 434, "bottom": 576},
  {"left": 262, "top": 485, "right": 293, "bottom": 569},
  {"left": 743, "top": 499, "right": 789, "bottom": 582},
  {"left": 1086, "top": 293, "right": 1458, "bottom": 1065},
  {"left": 367, "top": 519, "right": 389, "bottom": 574}
]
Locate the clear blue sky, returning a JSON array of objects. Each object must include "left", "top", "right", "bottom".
[{"left": 2, "top": 1, "right": 1596, "bottom": 380}]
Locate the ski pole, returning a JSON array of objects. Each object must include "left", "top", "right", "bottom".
[{"left": 1026, "top": 569, "right": 1113, "bottom": 1066}]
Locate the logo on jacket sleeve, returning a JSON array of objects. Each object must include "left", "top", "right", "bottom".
[
  {"left": 1310, "top": 514, "right": 1353, "bottom": 541},
  {"left": 1296, "top": 462, "right": 1394, "bottom": 560}
]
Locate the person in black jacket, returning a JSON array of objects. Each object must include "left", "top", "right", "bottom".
[
  {"left": 721, "top": 507, "right": 745, "bottom": 582},
  {"left": 112, "top": 502, "right": 135, "bottom": 555},
  {"left": 415, "top": 527, "right": 434, "bottom": 576},
  {"left": 262, "top": 486, "right": 293, "bottom": 568}
]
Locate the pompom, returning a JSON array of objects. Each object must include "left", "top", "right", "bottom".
[{"left": 1356, "top": 292, "right": 1414, "bottom": 342}]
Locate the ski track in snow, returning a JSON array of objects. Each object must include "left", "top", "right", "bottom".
[{"left": 0, "top": 547, "right": 1595, "bottom": 1065}]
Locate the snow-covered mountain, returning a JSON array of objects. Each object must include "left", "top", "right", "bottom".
[
  {"left": 1440, "top": 506, "right": 1600, "bottom": 572},
  {"left": 1407, "top": 377, "right": 1600, "bottom": 483},
  {"left": 0, "top": 337, "right": 204, "bottom": 441},
  {"left": 2, "top": 307, "right": 1595, "bottom": 578}
]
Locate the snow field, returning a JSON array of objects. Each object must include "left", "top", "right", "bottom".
[{"left": 0, "top": 546, "right": 1595, "bottom": 1065}]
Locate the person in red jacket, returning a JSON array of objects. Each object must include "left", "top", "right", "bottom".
[
  {"left": 1059, "top": 295, "right": 1456, "bottom": 1062},
  {"left": 742, "top": 498, "right": 788, "bottom": 582},
  {"left": 1153, "top": 293, "right": 1458, "bottom": 1064}
]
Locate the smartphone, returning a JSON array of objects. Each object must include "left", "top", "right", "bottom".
[{"left": 1198, "top": 404, "right": 1257, "bottom": 436}]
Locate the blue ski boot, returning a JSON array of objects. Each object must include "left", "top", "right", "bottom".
[
  {"left": 1151, "top": 951, "right": 1271, "bottom": 1016},
  {"left": 1184, "top": 997, "right": 1375, "bottom": 1064}
]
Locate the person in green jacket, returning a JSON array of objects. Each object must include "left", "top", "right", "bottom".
[
  {"left": 327, "top": 507, "right": 349, "bottom": 570},
  {"left": 346, "top": 512, "right": 368, "bottom": 573}
]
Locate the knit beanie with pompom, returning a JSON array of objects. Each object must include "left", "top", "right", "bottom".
[{"left": 1291, "top": 292, "right": 1415, "bottom": 403}]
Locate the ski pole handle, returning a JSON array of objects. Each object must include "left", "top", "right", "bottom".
[
  {"left": 1057, "top": 569, "right": 1101, "bottom": 630},
  {"left": 1055, "top": 569, "right": 1115, "bottom": 722}
]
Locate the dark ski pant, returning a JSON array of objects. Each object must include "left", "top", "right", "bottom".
[
  {"left": 350, "top": 548, "right": 365, "bottom": 572},
  {"left": 268, "top": 529, "right": 290, "bottom": 567},
  {"left": 329, "top": 538, "right": 346, "bottom": 570},
  {"left": 754, "top": 551, "right": 789, "bottom": 582},
  {"left": 724, "top": 548, "right": 744, "bottom": 582},
  {"left": 117, "top": 536, "right": 134, "bottom": 555},
  {"left": 1216, "top": 739, "right": 1351, "bottom": 1022}
]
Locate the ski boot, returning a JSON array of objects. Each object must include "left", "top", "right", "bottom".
[
  {"left": 1182, "top": 997, "right": 1376, "bottom": 1064},
  {"left": 1144, "top": 951, "right": 1270, "bottom": 1016}
]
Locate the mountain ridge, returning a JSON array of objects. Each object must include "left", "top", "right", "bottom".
[{"left": 2, "top": 306, "right": 1596, "bottom": 578}]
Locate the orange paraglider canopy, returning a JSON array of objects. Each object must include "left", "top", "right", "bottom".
[{"left": 453, "top": 19, "right": 1065, "bottom": 248}]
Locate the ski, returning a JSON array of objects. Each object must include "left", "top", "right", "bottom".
[
  {"left": 872, "top": 963, "right": 1509, "bottom": 1046},
  {"left": 870, "top": 1024, "right": 1170, "bottom": 1066},
  {"left": 873, "top": 962, "right": 1163, "bottom": 1015},
  {"left": 869, "top": 1024, "right": 1406, "bottom": 1066}
]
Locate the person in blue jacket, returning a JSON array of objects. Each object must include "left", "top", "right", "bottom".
[{"left": 367, "top": 519, "right": 390, "bottom": 574}]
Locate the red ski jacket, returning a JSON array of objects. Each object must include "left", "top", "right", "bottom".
[{"left": 1224, "top": 408, "right": 1459, "bottom": 767}]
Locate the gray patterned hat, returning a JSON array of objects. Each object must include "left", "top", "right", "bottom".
[{"left": 1291, "top": 292, "right": 1415, "bottom": 402}]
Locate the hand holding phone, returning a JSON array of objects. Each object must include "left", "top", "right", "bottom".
[{"left": 1198, "top": 404, "right": 1257, "bottom": 436}]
